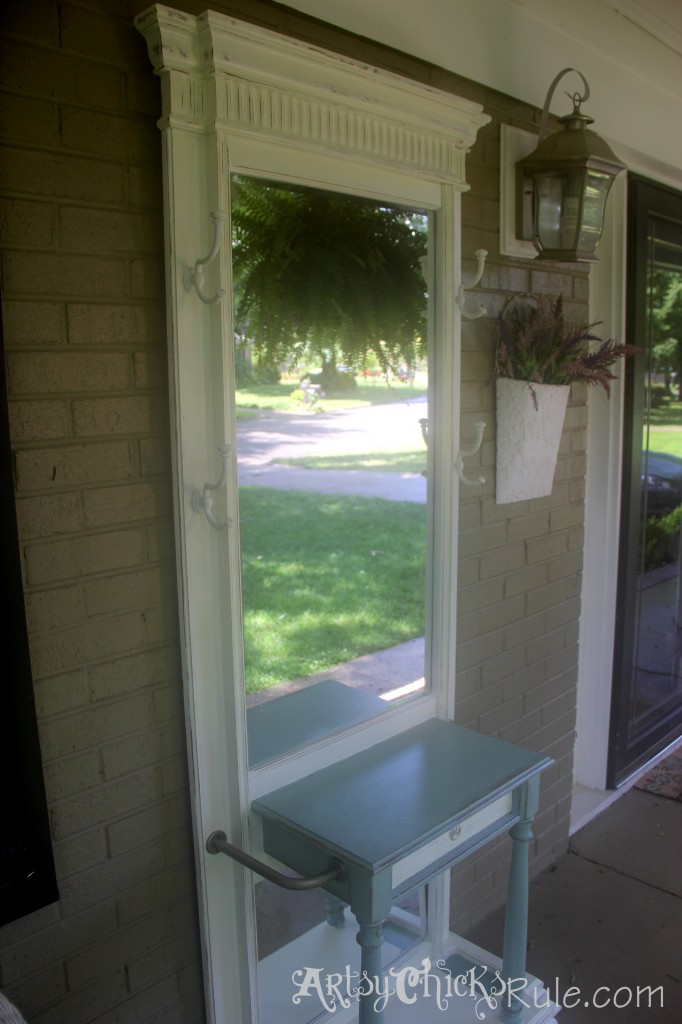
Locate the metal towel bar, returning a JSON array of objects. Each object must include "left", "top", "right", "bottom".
[{"left": 205, "top": 830, "right": 346, "bottom": 891}]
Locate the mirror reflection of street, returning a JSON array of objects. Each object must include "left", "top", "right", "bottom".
[{"left": 237, "top": 397, "right": 427, "bottom": 503}]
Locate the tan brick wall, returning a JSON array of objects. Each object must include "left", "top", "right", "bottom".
[
  {"left": 0, "top": 2, "right": 204, "bottom": 1022},
  {"left": 1, "top": 0, "right": 588, "bottom": 1019},
  {"left": 451, "top": 90, "right": 588, "bottom": 934}
]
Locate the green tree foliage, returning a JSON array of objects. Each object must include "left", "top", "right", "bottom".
[
  {"left": 650, "top": 271, "right": 682, "bottom": 397},
  {"left": 643, "top": 504, "right": 682, "bottom": 572},
  {"left": 231, "top": 176, "right": 427, "bottom": 372}
]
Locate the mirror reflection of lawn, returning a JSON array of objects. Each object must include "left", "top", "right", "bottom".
[
  {"left": 648, "top": 427, "right": 682, "bottom": 455},
  {"left": 277, "top": 450, "right": 426, "bottom": 474},
  {"left": 239, "top": 487, "right": 426, "bottom": 692},
  {"left": 646, "top": 396, "right": 682, "bottom": 456},
  {"left": 236, "top": 379, "right": 427, "bottom": 415}
]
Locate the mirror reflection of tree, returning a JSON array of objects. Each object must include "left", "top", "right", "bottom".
[
  {"left": 642, "top": 268, "right": 682, "bottom": 575},
  {"left": 231, "top": 176, "right": 427, "bottom": 382},
  {"left": 650, "top": 270, "right": 682, "bottom": 399},
  {"left": 231, "top": 177, "right": 431, "bottom": 703}
]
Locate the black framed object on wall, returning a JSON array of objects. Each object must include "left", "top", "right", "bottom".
[{"left": 0, "top": 302, "right": 59, "bottom": 926}]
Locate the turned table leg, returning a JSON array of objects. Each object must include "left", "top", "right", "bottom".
[
  {"left": 355, "top": 915, "right": 386, "bottom": 1024},
  {"left": 501, "top": 814, "right": 533, "bottom": 1023}
]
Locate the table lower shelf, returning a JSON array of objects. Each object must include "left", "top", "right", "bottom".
[{"left": 257, "top": 922, "right": 559, "bottom": 1024}]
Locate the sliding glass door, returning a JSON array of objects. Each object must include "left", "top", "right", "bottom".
[{"left": 609, "top": 176, "right": 682, "bottom": 785}]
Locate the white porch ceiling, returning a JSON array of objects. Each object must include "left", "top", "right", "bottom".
[{"left": 284, "top": 0, "right": 682, "bottom": 179}]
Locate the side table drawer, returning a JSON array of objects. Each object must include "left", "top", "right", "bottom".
[{"left": 392, "top": 792, "right": 513, "bottom": 891}]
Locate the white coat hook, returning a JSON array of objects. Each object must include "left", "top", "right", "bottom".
[
  {"left": 455, "top": 421, "right": 486, "bottom": 486},
  {"left": 184, "top": 211, "right": 226, "bottom": 305},
  {"left": 191, "top": 445, "right": 232, "bottom": 530},
  {"left": 456, "top": 249, "right": 488, "bottom": 320}
]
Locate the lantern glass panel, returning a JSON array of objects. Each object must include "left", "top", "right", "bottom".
[
  {"left": 558, "top": 170, "right": 585, "bottom": 252},
  {"left": 534, "top": 173, "right": 563, "bottom": 249},
  {"left": 578, "top": 169, "right": 612, "bottom": 255},
  {"left": 533, "top": 170, "right": 587, "bottom": 254}
]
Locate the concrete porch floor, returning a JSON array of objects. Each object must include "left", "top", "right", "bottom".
[{"left": 465, "top": 784, "right": 682, "bottom": 1023}]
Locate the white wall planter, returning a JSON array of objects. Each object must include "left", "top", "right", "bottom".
[{"left": 495, "top": 378, "right": 569, "bottom": 503}]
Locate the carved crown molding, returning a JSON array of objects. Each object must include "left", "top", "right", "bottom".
[{"left": 135, "top": 4, "right": 490, "bottom": 185}]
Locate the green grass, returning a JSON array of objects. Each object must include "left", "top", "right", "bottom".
[
  {"left": 641, "top": 397, "right": 682, "bottom": 455},
  {"left": 239, "top": 487, "right": 426, "bottom": 692},
  {"left": 236, "top": 383, "right": 303, "bottom": 411},
  {"left": 647, "top": 428, "right": 682, "bottom": 456},
  {"left": 236, "top": 378, "right": 427, "bottom": 414},
  {"left": 648, "top": 396, "right": 682, "bottom": 427},
  {"left": 278, "top": 450, "right": 427, "bottom": 474}
]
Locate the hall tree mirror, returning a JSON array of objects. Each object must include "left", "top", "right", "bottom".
[
  {"left": 232, "top": 174, "right": 433, "bottom": 765},
  {"left": 136, "top": 7, "right": 491, "bottom": 1022}
]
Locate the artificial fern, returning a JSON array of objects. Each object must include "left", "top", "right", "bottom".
[{"left": 231, "top": 176, "right": 427, "bottom": 371}]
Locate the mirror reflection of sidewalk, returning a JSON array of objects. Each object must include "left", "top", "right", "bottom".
[
  {"left": 245, "top": 636, "right": 425, "bottom": 708},
  {"left": 237, "top": 399, "right": 428, "bottom": 503}
]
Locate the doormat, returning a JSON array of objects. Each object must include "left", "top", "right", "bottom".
[{"left": 634, "top": 748, "right": 682, "bottom": 801}]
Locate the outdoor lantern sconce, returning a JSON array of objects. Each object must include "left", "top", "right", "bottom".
[{"left": 517, "top": 68, "right": 626, "bottom": 262}]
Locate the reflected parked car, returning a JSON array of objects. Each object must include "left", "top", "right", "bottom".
[{"left": 643, "top": 451, "right": 682, "bottom": 515}]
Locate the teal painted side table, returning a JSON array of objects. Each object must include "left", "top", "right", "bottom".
[{"left": 252, "top": 716, "right": 552, "bottom": 1024}]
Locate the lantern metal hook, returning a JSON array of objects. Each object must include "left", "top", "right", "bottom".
[
  {"left": 184, "top": 211, "right": 226, "bottom": 305},
  {"left": 539, "top": 68, "right": 590, "bottom": 142},
  {"left": 191, "top": 445, "right": 232, "bottom": 530},
  {"left": 455, "top": 421, "right": 486, "bottom": 486},
  {"left": 456, "top": 249, "right": 488, "bottom": 320}
]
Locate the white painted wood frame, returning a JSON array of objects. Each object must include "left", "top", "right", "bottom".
[{"left": 136, "top": 6, "right": 490, "bottom": 1021}]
